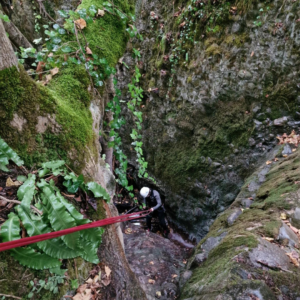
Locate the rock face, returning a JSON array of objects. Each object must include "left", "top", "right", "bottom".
[
  {"left": 180, "top": 148, "right": 300, "bottom": 299},
  {"left": 117, "top": 0, "right": 300, "bottom": 240}
]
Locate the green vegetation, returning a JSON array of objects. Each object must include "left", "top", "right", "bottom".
[{"left": 0, "top": 139, "right": 109, "bottom": 274}]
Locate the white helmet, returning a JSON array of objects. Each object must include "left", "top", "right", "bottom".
[{"left": 140, "top": 187, "right": 150, "bottom": 198}]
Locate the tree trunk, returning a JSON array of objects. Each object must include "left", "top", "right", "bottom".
[
  {"left": 0, "top": 17, "right": 18, "bottom": 71},
  {"left": 98, "top": 202, "right": 147, "bottom": 300},
  {"left": 2, "top": 17, "right": 32, "bottom": 49}
]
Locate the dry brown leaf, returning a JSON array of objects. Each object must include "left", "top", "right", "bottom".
[
  {"left": 73, "top": 288, "right": 92, "bottom": 300},
  {"left": 6, "top": 177, "right": 22, "bottom": 187},
  {"left": 171, "top": 274, "right": 178, "bottom": 278},
  {"left": 85, "top": 278, "right": 93, "bottom": 284},
  {"left": 148, "top": 279, "right": 155, "bottom": 284},
  {"left": 149, "top": 261, "right": 154, "bottom": 265},
  {"left": 50, "top": 67, "right": 59, "bottom": 76},
  {"left": 283, "top": 154, "right": 288, "bottom": 157},
  {"left": 125, "top": 228, "right": 132, "bottom": 234},
  {"left": 286, "top": 252, "right": 300, "bottom": 267},
  {"left": 75, "top": 18, "right": 87, "bottom": 30},
  {"left": 48, "top": 52, "right": 54, "bottom": 57},
  {"left": 280, "top": 213, "right": 287, "bottom": 220},
  {"left": 251, "top": 51, "right": 254, "bottom": 57},
  {"left": 262, "top": 237, "right": 274, "bottom": 242},
  {"left": 97, "top": 9, "right": 105, "bottom": 17},
  {"left": 77, "top": 284, "right": 87, "bottom": 294},
  {"left": 156, "top": 291, "right": 162, "bottom": 298},
  {"left": 105, "top": 265, "right": 111, "bottom": 278},
  {"left": 266, "top": 160, "right": 272, "bottom": 165},
  {"left": 93, "top": 275, "right": 99, "bottom": 283},
  {"left": 85, "top": 47, "right": 93, "bottom": 55},
  {"left": 179, "top": 21, "right": 186, "bottom": 28},
  {"left": 274, "top": 158, "right": 279, "bottom": 161}
]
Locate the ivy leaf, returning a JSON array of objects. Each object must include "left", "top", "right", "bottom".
[
  {"left": 86, "top": 182, "right": 110, "bottom": 202},
  {"left": 58, "top": 10, "right": 69, "bottom": 18},
  {"left": 61, "top": 46, "right": 73, "bottom": 53}
]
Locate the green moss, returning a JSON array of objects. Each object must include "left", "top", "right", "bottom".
[
  {"left": 205, "top": 43, "right": 222, "bottom": 56},
  {"left": 263, "top": 220, "right": 281, "bottom": 238}
]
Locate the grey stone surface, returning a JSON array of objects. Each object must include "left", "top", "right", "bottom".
[
  {"left": 227, "top": 209, "right": 242, "bottom": 226},
  {"left": 277, "top": 222, "right": 299, "bottom": 248},
  {"left": 273, "top": 117, "right": 288, "bottom": 126},
  {"left": 249, "top": 238, "right": 292, "bottom": 271},
  {"left": 241, "top": 199, "right": 253, "bottom": 208}
]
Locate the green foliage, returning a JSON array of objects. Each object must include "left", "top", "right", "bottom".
[
  {"left": 0, "top": 137, "right": 24, "bottom": 171},
  {"left": 0, "top": 141, "right": 109, "bottom": 271},
  {"left": 28, "top": 275, "right": 65, "bottom": 298},
  {"left": 0, "top": 13, "right": 10, "bottom": 22}
]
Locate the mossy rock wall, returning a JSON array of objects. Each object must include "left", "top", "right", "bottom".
[
  {"left": 180, "top": 147, "right": 300, "bottom": 299},
  {"left": 117, "top": 0, "right": 300, "bottom": 240}
]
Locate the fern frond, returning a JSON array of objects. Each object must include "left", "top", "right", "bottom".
[
  {"left": 41, "top": 186, "right": 81, "bottom": 250},
  {"left": 0, "top": 137, "right": 24, "bottom": 171},
  {"left": 80, "top": 239, "right": 100, "bottom": 264},
  {"left": 16, "top": 205, "right": 81, "bottom": 259},
  {"left": 0, "top": 213, "right": 60, "bottom": 270},
  {"left": 17, "top": 174, "right": 36, "bottom": 209}
]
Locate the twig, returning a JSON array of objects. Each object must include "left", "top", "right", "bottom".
[
  {"left": 0, "top": 196, "right": 43, "bottom": 215},
  {"left": 0, "top": 293, "right": 22, "bottom": 300}
]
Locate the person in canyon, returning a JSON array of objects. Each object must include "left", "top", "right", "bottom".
[{"left": 140, "top": 187, "right": 169, "bottom": 238}]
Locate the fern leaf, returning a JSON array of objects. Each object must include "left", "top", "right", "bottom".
[
  {"left": 86, "top": 182, "right": 110, "bottom": 202},
  {"left": 0, "top": 137, "right": 24, "bottom": 169},
  {"left": 41, "top": 186, "right": 81, "bottom": 250},
  {"left": 56, "top": 191, "right": 104, "bottom": 244},
  {"left": 42, "top": 160, "right": 65, "bottom": 170},
  {"left": 17, "top": 174, "right": 36, "bottom": 209},
  {"left": 16, "top": 205, "right": 81, "bottom": 259},
  {"left": 80, "top": 240, "right": 100, "bottom": 264},
  {"left": 0, "top": 213, "right": 60, "bottom": 270}
]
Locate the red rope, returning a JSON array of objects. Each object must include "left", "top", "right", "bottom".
[{"left": 0, "top": 210, "right": 150, "bottom": 252}]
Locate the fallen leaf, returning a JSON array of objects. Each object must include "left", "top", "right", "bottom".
[
  {"left": 280, "top": 213, "right": 287, "bottom": 220},
  {"left": 73, "top": 288, "right": 92, "bottom": 300},
  {"left": 85, "top": 278, "right": 93, "bottom": 284},
  {"left": 97, "top": 9, "right": 105, "bottom": 17},
  {"left": 75, "top": 18, "right": 87, "bottom": 30},
  {"left": 77, "top": 284, "right": 87, "bottom": 294},
  {"left": 283, "top": 154, "right": 288, "bottom": 157},
  {"left": 171, "top": 274, "right": 178, "bottom": 278},
  {"left": 148, "top": 279, "right": 155, "bottom": 284},
  {"left": 50, "top": 67, "right": 59, "bottom": 76},
  {"left": 85, "top": 47, "right": 93, "bottom": 55},
  {"left": 105, "top": 266, "right": 111, "bottom": 278},
  {"left": 149, "top": 261, "right": 154, "bottom": 265},
  {"left": 93, "top": 275, "right": 99, "bottom": 283},
  {"left": 251, "top": 51, "right": 254, "bottom": 57},
  {"left": 262, "top": 237, "right": 274, "bottom": 242},
  {"left": 48, "top": 52, "right": 54, "bottom": 57},
  {"left": 6, "top": 177, "right": 22, "bottom": 187},
  {"left": 179, "top": 21, "right": 186, "bottom": 28},
  {"left": 293, "top": 149, "right": 297, "bottom": 152},
  {"left": 156, "top": 291, "right": 161, "bottom": 298},
  {"left": 125, "top": 228, "right": 133, "bottom": 234},
  {"left": 266, "top": 160, "right": 272, "bottom": 165},
  {"left": 274, "top": 158, "right": 279, "bottom": 161},
  {"left": 286, "top": 252, "right": 299, "bottom": 267}
]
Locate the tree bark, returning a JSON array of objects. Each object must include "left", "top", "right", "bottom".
[
  {"left": 98, "top": 202, "right": 147, "bottom": 300},
  {"left": 0, "top": 17, "right": 18, "bottom": 71},
  {"left": 2, "top": 17, "right": 32, "bottom": 49}
]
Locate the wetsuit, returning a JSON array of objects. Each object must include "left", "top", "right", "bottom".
[{"left": 143, "top": 189, "right": 169, "bottom": 234}]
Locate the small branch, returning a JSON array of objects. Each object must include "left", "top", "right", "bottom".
[
  {"left": 0, "top": 293, "right": 22, "bottom": 300},
  {"left": 0, "top": 196, "right": 43, "bottom": 215}
]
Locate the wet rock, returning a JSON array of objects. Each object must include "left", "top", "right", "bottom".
[
  {"left": 273, "top": 116, "right": 288, "bottom": 126},
  {"left": 238, "top": 70, "right": 253, "bottom": 80},
  {"left": 282, "top": 144, "right": 292, "bottom": 156},
  {"left": 227, "top": 209, "right": 242, "bottom": 226},
  {"left": 277, "top": 222, "right": 299, "bottom": 248},
  {"left": 248, "top": 138, "right": 256, "bottom": 147},
  {"left": 212, "top": 162, "right": 221, "bottom": 168},
  {"left": 249, "top": 238, "right": 292, "bottom": 271},
  {"left": 201, "top": 232, "right": 227, "bottom": 254},
  {"left": 292, "top": 207, "right": 300, "bottom": 227},
  {"left": 190, "top": 253, "right": 207, "bottom": 269},
  {"left": 179, "top": 270, "right": 192, "bottom": 290},
  {"left": 241, "top": 198, "right": 253, "bottom": 208}
]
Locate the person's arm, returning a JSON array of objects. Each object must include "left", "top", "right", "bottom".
[{"left": 151, "top": 191, "right": 162, "bottom": 211}]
